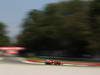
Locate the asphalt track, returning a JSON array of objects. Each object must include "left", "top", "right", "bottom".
[
  {"left": 0, "top": 57, "right": 100, "bottom": 75},
  {"left": 0, "top": 57, "right": 25, "bottom": 64},
  {"left": 0, "top": 63, "right": 100, "bottom": 75}
]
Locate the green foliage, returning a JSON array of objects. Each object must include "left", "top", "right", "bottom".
[
  {"left": 87, "top": 0, "right": 100, "bottom": 56},
  {"left": 0, "top": 22, "right": 10, "bottom": 46},
  {"left": 17, "top": 0, "right": 100, "bottom": 58}
]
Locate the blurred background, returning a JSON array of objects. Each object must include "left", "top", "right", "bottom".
[{"left": 0, "top": 0, "right": 100, "bottom": 61}]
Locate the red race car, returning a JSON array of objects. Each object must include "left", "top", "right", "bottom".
[
  {"left": 45, "top": 60, "right": 62, "bottom": 65},
  {"left": 53, "top": 60, "right": 62, "bottom": 65}
]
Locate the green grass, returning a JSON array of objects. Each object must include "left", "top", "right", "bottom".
[
  {"left": 22, "top": 56, "right": 100, "bottom": 63},
  {"left": 23, "top": 57, "right": 45, "bottom": 60}
]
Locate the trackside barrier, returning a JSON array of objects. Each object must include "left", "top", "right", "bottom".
[{"left": 23, "top": 59, "right": 100, "bottom": 66}]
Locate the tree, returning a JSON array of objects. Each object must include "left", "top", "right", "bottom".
[
  {"left": 0, "top": 22, "right": 10, "bottom": 47},
  {"left": 17, "top": 0, "right": 91, "bottom": 57},
  {"left": 87, "top": 0, "right": 100, "bottom": 57}
]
